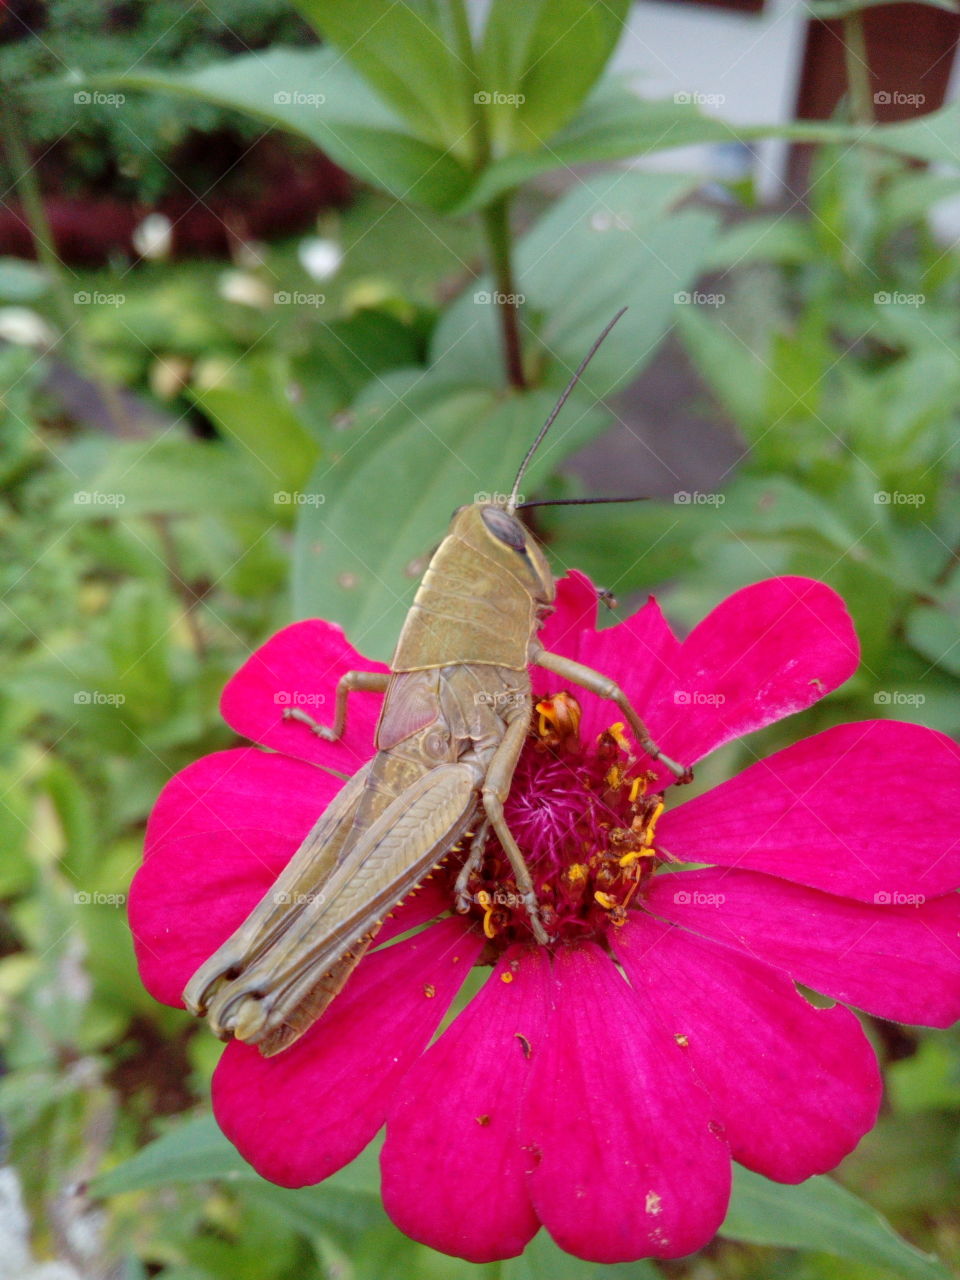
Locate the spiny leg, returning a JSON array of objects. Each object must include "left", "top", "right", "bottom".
[
  {"left": 282, "top": 670, "right": 391, "bottom": 741},
  {"left": 534, "top": 647, "right": 693, "bottom": 783},
  {"left": 454, "top": 818, "right": 490, "bottom": 914},
  {"left": 481, "top": 715, "right": 551, "bottom": 944}
]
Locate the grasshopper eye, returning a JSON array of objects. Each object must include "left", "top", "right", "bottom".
[{"left": 481, "top": 506, "right": 527, "bottom": 552}]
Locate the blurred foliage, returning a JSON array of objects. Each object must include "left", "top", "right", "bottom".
[
  {"left": 1, "top": 0, "right": 317, "bottom": 201},
  {"left": 2, "top": 0, "right": 960, "bottom": 1277}
]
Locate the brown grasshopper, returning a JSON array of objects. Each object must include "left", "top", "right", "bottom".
[{"left": 183, "top": 310, "right": 690, "bottom": 1056}]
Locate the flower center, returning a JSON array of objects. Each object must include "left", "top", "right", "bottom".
[{"left": 444, "top": 692, "right": 668, "bottom": 952}]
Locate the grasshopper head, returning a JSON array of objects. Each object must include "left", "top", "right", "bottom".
[{"left": 448, "top": 502, "right": 556, "bottom": 608}]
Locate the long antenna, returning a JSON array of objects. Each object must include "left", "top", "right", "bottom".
[
  {"left": 517, "top": 494, "right": 649, "bottom": 510},
  {"left": 507, "top": 307, "right": 628, "bottom": 514}
]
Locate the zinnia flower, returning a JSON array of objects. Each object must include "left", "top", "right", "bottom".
[{"left": 130, "top": 573, "right": 960, "bottom": 1264}]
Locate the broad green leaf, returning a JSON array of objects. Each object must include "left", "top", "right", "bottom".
[
  {"left": 433, "top": 169, "right": 717, "bottom": 399},
  {"left": 292, "top": 379, "right": 608, "bottom": 658},
  {"left": 191, "top": 386, "right": 319, "bottom": 494},
  {"left": 874, "top": 101, "right": 960, "bottom": 168},
  {"left": 722, "top": 1167, "right": 953, "bottom": 1280},
  {"left": 92, "top": 1115, "right": 253, "bottom": 1195},
  {"left": 906, "top": 605, "right": 960, "bottom": 677},
  {"left": 478, "top": 0, "right": 629, "bottom": 154},
  {"left": 296, "top": 0, "right": 477, "bottom": 157},
  {"left": 58, "top": 48, "right": 473, "bottom": 211},
  {"left": 456, "top": 76, "right": 880, "bottom": 213},
  {"left": 61, "top": 438, "right": 271, "bottom": 519}
]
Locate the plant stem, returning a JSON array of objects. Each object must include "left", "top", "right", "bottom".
[
  {"left": 483, "top": 196, "right": 526, "bottom": 389},
  {"left": 842, "top": 11, "right": 874, "bottom": 126}
]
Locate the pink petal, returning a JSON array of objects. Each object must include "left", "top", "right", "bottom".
[
  {"left": 615, "top": 914, "right": 881, "bottom": 1182},
  {"left": 131, "top": 750, "right": 339, "bottom": 1005},
  {"left": 131, "top": 748, "right": 446, "bottom": 1007},
  {"left": 144, "top": 748, "right": 336, "bottom": 854},
  {"left": 382, "top": 946, "right": 549, "bottom": 1262},
  {"left": 533, "top": 589, "right": 682, "bottom": 749},
  {"left": 647, "top": 869, "right": 960, "bottom": 1027},
  {"left": 221, "top": 620, "right": 389, "bottom": 770},
  {"left": 212, "top": 917, "right": 482, "bottom": 1187},
  {"left": 536, "top": 570, "right": 598, "bottom": 655},
  {"left": 660, "top": 721, "right": 960, "bottom": 902},
  {"left": 644, "top": 577, "right": 859, "bottom": 772},
  {"left": 522, "top": 943, "right": 730, "bottom": 1262}
]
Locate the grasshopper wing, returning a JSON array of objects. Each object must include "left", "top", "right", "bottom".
[
  {"left": 183, "top": 760, "right": 374, "bottom": 1020},
  {"left": 206, "top": 761, "right": 482, "bottom": 1054}
]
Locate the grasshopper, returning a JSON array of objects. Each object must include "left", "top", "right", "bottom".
[{"left": 183, "top": 310, "right": 691, "bottom": 1056}]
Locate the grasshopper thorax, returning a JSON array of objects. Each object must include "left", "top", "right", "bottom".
[{"left": 391, "top": 502, "right": 555, "bottom": 673}]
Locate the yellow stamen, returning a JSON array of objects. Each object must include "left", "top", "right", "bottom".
[
  {"left": 594, "top": 891, "right": 618, "bottom": 910},
  {"left": 500, "top": 972, "right": 513, "bottom": 984},
  {"left": 629, "top": 776, "right": 646, "bottom": 802},
  {"left": 567, "top": 862, "right": 588, "bottom": 884},
  {"left": 607, "top": 722, "right": 631, "bottom": 752},
  {"left": 618, "top": 848, "right": 657, "bottom": 868}
]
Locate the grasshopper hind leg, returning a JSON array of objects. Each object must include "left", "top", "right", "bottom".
[{"left": 454, "top": 819, "right": 490, "bottom": 914}]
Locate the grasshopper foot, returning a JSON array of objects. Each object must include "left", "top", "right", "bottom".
[{"left": 282, "top": 706, "right": 337, "bottom": 740}]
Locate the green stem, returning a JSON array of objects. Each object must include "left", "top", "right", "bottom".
[
  {"left": 483, "top": 195, "right": 526, "bottom": 390},
  {"left": 842, "top": 11, "right": 874, "bottom": 126}
]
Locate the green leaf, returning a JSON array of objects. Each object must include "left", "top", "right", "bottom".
[
  {"left": 62, "top": 438, "right": 271, "bottom": 519},
  {"left": 59, "top": 47, "right": 473, "bottom": 211},
  {"left": 907, "top": 605, "right": 960, "bottom": 677},
  {"left": 873, "top": 101, "right": 960, "bottom": 167},
  {"left": 722, "top": 1167, "right": 953, "bottom": 1280},
  {"left": 292, "top": 378, "right": 608, "bottom": 659},
  {"left": 434, "top": 169, "right": 717, "bottom": 399},
  {"left": 191, "top": 386, "right": 320, "bottom": 494},
  {"left": 455, "top": 76, "right": 882, "bottom": 213},
  {"left": 478, "top": 0, "right": 629, "bottom": 154},
  {"left": 296, "top": 0, "right": 477, "bottom": 156},
  {"left": 92, "top": 1115, "right": 252, "bottom": 1196}
]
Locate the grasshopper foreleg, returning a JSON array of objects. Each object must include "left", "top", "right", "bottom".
[
  {"left": 534, "top": 648, "right": 693, "bottom": 784},
  {"left": 282, "top": 670, "right": 390, "bottom": 740},
  {"left": 482, "top": 715, "right": 551, "bottom": 945}
]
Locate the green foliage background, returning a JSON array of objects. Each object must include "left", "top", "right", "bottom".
[{"left": 2, "top": 1, "right": 960, "bottom": 1277}]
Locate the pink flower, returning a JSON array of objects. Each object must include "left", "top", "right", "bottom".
[{"left": 130, "top": 573, "right": 960, "bottom": 1264}]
